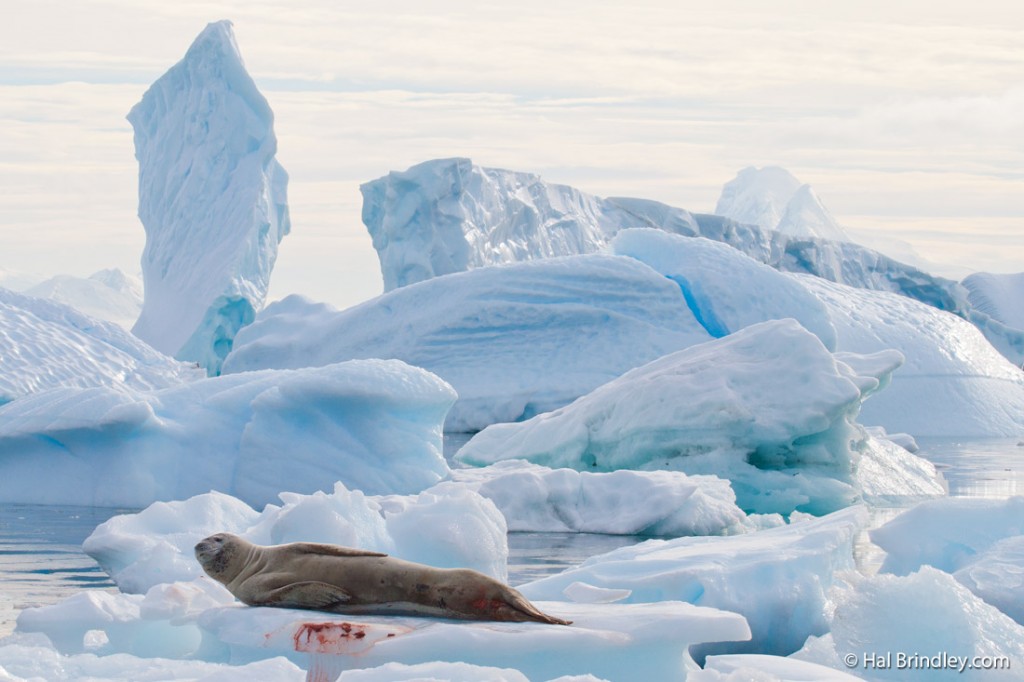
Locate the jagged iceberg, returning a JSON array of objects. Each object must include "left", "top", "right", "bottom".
[
  {"left": 0, "top": 287, "right": 195, "bottom": 406},
  {"left": 129, "top": 20, "right": 290, "bottom": 375},
  {"left": 223, "top": 254, "right": 712, "bottom": 432},
  {"left": 360, "top": 158, "right": 966, "bottom": 316},
  {"left": 457, "top": 319, "right": 943, "bottom": 514},
  {"left": 0, "top": 359, "right": 453, "bottom": 507}
]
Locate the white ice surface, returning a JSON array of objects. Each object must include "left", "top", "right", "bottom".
[
  {"left": 129, "top": 21, "right": 290, "bottom": 375},
  {"left": 458, "top": 319, "right": 942, "bottom": 514},
  {"left": 870, "top": 497, "right": 1024, "bottom": 624},
  {"left": 0, "top": 359, "right": 453, "bottom": 507},
  {"left": 799, "top": 275, "right": 1024, "bottom": 437},
  {"left": 715, "top": 166, "right": 850, "bottom": 243},
  {"left": 429, "top": 460, "right": 755, "bottom": 536},
  {"left": 223, "top": 254, "right": 712, "bottom": 432},
  {"left": 694, "top": 654, "right": 864, "bottom": 681},
  {"left": 24, "top": 269, "right": 142, "bottom": 330},
  {"left": 963, "top": 272, "right": 1024, "bottom": 331},
  {"left": 520, "top": 506, "right": 868, "bottom": 658},
  {"left": 0, "top": 287, "right": 196, "bottom": 406},
  {"left": 794, "top": 567, "right": 1024, "bottom": 681}
]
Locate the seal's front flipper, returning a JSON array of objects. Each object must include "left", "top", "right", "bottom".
[
  {"left": 260, "top": 581, "right": 353, "bottom": 610},
  {"left": 286, "top": 542, "right": 388, "bottom": 558}
]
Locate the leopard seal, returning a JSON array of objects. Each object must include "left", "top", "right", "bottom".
[{"left": 195, "top": 532, "right": 571, "bottom": 625}]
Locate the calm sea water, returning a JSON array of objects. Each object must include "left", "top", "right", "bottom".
[{"left": 1, "top": 438, "right": 1020, "bottom": 637}]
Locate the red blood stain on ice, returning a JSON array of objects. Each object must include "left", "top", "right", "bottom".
[{"left": 293, "top": 621, "right": 368, "bottom": 654}]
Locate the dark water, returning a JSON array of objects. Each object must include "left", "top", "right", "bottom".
[{"left": 1, "top": 438, "right": 1020, "bottom": 637}]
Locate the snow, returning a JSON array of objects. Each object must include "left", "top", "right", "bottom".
[
  {"left": 0, "top": 287, "right": 196, "bottom": 406},
  {"left": 24, "top": 268, "right": 142, "bottom": 329},
  {"left": 457, "top": 319, "right": 943, "bottom": 515},
  {"left": 694, "top": 654, "right": 864, "bottom": 681},
  {"left": 223, "top": 254, "right": 712, "bottom": 432},
  {"left": 520, "top": 506, "right": 867, "bottom": 658},
  {"left": 799, "top": 275, "right": 1024, "bottom": 437},
  {"left": 0, "top": 359, "right": 454, "bottom": 507},
  {"left": 128, "top": 21, "right": 290, "bottom": 376},
  {"left": 715, "top": 166, "right": 851, "bottom": 243}
]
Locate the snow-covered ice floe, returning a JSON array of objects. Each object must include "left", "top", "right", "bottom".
[
  {"left": 0, "top": 359, "right": 453, "bottom": 507},
  {"left": 458, "top": 319, "right": 944, "bottom": 514},
  {"left": 129, "top": 21, "right": 290, "bottom": 375},
  {"left": 223, "top": 254, "right": 712, "bottom": 432},
  {"left": 0, "top": 288, "right": 196, "bottom": 406}
]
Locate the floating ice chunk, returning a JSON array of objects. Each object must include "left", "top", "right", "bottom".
[
  {"left": 799, "top": 275, "right": 1024, "bottom": 437},
  {"left": 335, "top": 661, "right": 530, "bottom": 681},
  {"left": 85, "top": 484, "right": 509, "bottom": 595},
  {"left": 796, "top": 567, "right": 1024, "bottom": 681},
  {"left": 223, "top": 255, "right": 711, "bottom": 432},
  {"left": 611, "top": 228, "right": 837, "bottom": 347},
  {"left": 0, "top": 359, "right": 453, "bottom": 507},
  {"left": 954, "top": 536, "right": 1024, "bottom": 625},
  {"left": 457, "top": 319, "right": 938, "bottom": 514},
  {"left": 129, "top": 21, "right": 290, "bottom": 375},
  {"left": 0, "top": 288, "right": 195, "bottom": 405},
  {"left": 521, "top": 507, "right": 868, "bottom": 658},
  {"left": 430, "top": 460, "right": 751, "bottom": 536}
]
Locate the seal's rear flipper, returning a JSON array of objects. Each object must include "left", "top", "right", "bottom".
[{"left": 259, "top": 581, "right": 353, "bottom": 611}]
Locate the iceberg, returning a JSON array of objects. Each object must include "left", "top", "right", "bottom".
[
  {"left": 360, "top": 158, "right": 966, "bottom": 316},
  {"left": 715, "top": 166, "right": 850, "bottom": 243},
  {"left": 520, "top": 507, "right": 867, "bottom": 658},
  {"left": 129, "top": 21, "right": 290, "bottom": 375},
  {"left": 799, "top": 275, "right": 1024, "bottom": 437},
  {"left": 24, "top": 268, "right": 142, "bottom": 329},
  {"left": 0, "top": 359, "right": 453, "bottom": 507},
  {"left": 223, "top": 254, "right": 712, "bottom": 432},
  {"left": 963, "top": 272, "right": 1024, "bottom": 366},
  {"left": 0, "top": 287, "right": 196, "bottom": 406},
  {"left": 457, "top": 319, "right": 942, "bottom": 514}
]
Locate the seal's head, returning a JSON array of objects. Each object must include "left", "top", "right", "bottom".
[{"left": 195, "top": 532, "right": 246, "bottom": 584}]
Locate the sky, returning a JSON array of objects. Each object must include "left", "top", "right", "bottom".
[{"left": 1, "top": 1, "right": 1023, "bottom": 310}]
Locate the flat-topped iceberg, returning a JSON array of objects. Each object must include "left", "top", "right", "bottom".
[
  {"left": 0, "top": 288, "right": 196, "bottom": 406},
  {"left": 223, "top": 254, "right": 712, "bottom": 432},
  {"left": 129, "top": 21, "right": 290, "bottom": 375},
  {"left": 457, "top": 319, "right": 943, "bottom": 514},
  {"left": 0, "top": 359, "right": 453, "bottom": 507}
]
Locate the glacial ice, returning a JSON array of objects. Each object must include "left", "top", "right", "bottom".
[
  {"left": 24, "top": 268, "right": 143, "bottom": 329},
  {"left": 0, "top": 359, "right": 453, "bottom": 507},
  {"left": 128, "top": 21, "right": 290, "bottom": 375},
  {"left": 963, "top": 272, "right": 1024, "bottom": 366},
  {"left": 223, "top": 254, "right": 712, "bottom": 432},
  {"left": 360, "top": 158, "right": 966, "bottom": 316},
  {"left": 0, "top": 287, "right": 196, "bottom": 405},
  {"left": 715, "top": 166, "right": 851, "bottom": 243},
  {"left": 457, "top": 319, "right": 943, "bottom": 514}
]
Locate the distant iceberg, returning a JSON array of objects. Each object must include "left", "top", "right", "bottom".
[
  {"left": 25, "top": 268, "right": 142, "bottom": 329},
  {"left": 361, "top": 158, "right": 966, "bottom": 316},
  {"left": 129, "top": 21, "right": 290, "bottom": 375}
]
